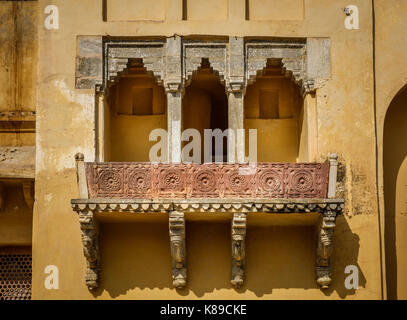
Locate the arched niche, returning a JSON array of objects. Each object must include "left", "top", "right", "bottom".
[
  {"left": 244, "top": 59, "right": 304, "bottom": 162},
  {"left": 103, "top": 59, "right": 167, "bottom": 162},
  {"left": 384, "top": 85, "right": 407, "bottom": 299},
  {"left": 182, "top": 59, "right": 228, "bottom": 163}
]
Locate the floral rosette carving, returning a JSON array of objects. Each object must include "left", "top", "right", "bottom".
[
  {"left": 97, "top": 168, "right": 123, "bottom": 195},
  {"left": 224, "top": 168, "right": 252, "bottom": 197},
  {"left": 158, "top": 168, "right": 186, "bottom": 197},
  {"left": 286, "top": 167, "right": 317, "bottom": 198},
  {"left": 128, "top": 168, "right": 152, "bottom": 196},
  {"left": 191, "top": 168, "right": 219, "bottom": 197},
  {"left": 257, "top": 169, "right": 284, "bottom": 197}
]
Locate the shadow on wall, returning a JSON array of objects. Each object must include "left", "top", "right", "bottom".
[
  {"left": 92, "top": 218, "right": 364, "bottom": 299},
  {"left": 383, "top": 85, "right": 407, "bottom": 300}
]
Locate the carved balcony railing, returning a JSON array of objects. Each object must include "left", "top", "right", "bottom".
[
  {"left": 84, "top": 162, "right": 329, "bottom": 200},
  {"left": 71, "top": 154, "right": 344, "bottom": 292}
]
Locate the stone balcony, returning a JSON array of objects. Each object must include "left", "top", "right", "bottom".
[{"left": 71, "top": 154, "right": 344, "bottom": 291}]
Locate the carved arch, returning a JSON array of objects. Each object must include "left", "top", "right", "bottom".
[
  {"left": 103, "top": 39, "right": 166, "bottom": 89},
  {"left": 182, "top": 40, "right": 228, "bottom": 89},
  {"left": 245, "top": 39, "right": 330, "bottom": 96}
]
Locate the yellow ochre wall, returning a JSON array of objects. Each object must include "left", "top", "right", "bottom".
[{"left": 27, "top": 0, "right": 388, "bottom": 300}]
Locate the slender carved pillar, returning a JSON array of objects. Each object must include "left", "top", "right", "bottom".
[
  {"left": 78, "top": 210, "right": 100, "bottom": 290},
  {"left": 231, "top": 213, "right": 247, "bottom": 288},
  {"left": 228, "top": 88, "right": 245, "bottom": 163},
  {"left": 228, "top": 37, "right": 245, "bottom": 163},
  {"left": 315, "top": 208, "right": 337, "bottom": 289},
  {"left": 165, "top": 36, "right": 183, "bottom": 164},
  {"left": 95, "top": 85, "right": 105, "bottom": 162},
  {"left": 169, "top": 211, "right": 186, "bottom": 288},
  {"left": 166, "top": 88, "right": 183, "bottom": 163}
]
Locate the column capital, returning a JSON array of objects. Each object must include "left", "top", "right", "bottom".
[
  {"left": 165, "top": 81, "right": 184, "bottom": 95},
  {"left": 95, "top": 84, "right": 105, "bottom": 94},
  {"left": 227, "top": 81, "right": 245, "bottom": 94}
]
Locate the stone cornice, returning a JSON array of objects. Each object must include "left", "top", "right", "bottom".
[{"left": 71, "top": 198, "right": 344, "bottom": 214}]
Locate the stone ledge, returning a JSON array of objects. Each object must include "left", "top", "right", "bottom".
[{"left": 71, "top": 198, "right": 344, "bottom": 214}]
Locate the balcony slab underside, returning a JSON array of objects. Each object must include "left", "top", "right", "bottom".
[{"left": 71, "top": 197, "right": 344, "bottom": 214}]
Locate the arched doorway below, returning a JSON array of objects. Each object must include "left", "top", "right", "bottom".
[{"left": 384, "top": 85, "right": 407, "bottom": 299}]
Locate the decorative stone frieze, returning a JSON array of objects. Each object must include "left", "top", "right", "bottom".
[
  {"left": 169, "top": 211, "right": 187, "bottom": 289},
  {"left": 231, "top": 213, "right": 246, "bottom": 288},
  {"left": 84, "top": 162, "right": 330, "bottom": 199},
  {"left": 76, "top": 36, "right": 331, "bottom": 96}
]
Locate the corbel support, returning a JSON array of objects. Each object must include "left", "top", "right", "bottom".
[
  {"left": 169, "top": 211, "right": 187, "bottom": 288},
  {"left": 22, "top": 181, "right": 34, "bottom": 210},
  {"left": 79, "top": 209, "right": 100, "bottom": 290},
  {"left": 231, "top": 212, "right": 247, "bottom": 288},
  {"left": 315, "top": 208, "right": 337, "bottom": 289},
  {"left": 0, "top": 182, "right": 4, "bottom": 210}
]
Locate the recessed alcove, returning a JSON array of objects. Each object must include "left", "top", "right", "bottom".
[
  {"left": 244, "top": 59, "right": 304, "bottom": 162},
  {"left": 182, "top": 59, "right": 228, "bottom": 163},
  {"left": 103, "top": 59, "right": 167, "bottom": 162}
]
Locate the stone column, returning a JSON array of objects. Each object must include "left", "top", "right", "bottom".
[
  {"left": 166, "top": 88, "right": 182, "bottom": 163},
  {"left": 95, "top": 85, "right": 105, "bottom": 162},
  {"left": 79, "top": 209, "right": 100, "bottom": 290},
  {"left": 315, "top": 207, "right": 337, "bottom": 289},
  {"left": 169, "top": 211, "right": 187, "bottom": 288},
  {"left": 228, "top": 37, "right": 245, "bottom": 163},
  {"left": 165, "top": 36, "right": 183, "bottom": 163},
  {"left": 231, "top": 212, "right": 247, "bottom": 288}
]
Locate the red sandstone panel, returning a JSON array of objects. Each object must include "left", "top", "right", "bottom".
[{"left": 85, "top": 162, "right": 329, "bottom": 199}]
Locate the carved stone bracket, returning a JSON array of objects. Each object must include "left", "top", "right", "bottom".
[
  {"left": 0, "top": 182, "right": 3, "bottom": 210},
  {"left": 78, "top": 210, "right": 100, "bottom": 290},
  {"left": 22, "top": 181, "right": 34, "bottom": 210},
  {"left": 169, "top": 211, "right": 187, "bottom": 289},
  {"left": 315, "top": 207, "right": 338, "bottom": 289},
  {"left": 72, "top": 199, "right": 343, "bottom": 291},
  {"left": 231, "top": 213, "right": 247, "bottom": 288}
]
